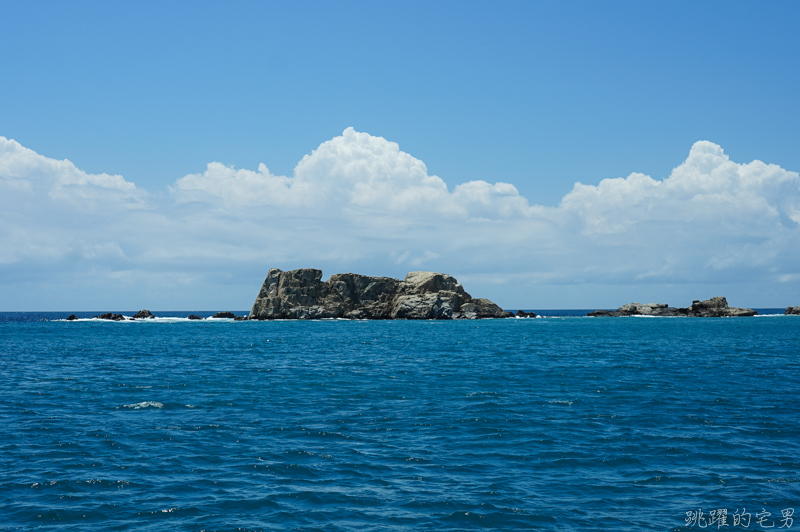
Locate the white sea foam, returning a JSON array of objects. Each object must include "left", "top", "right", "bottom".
[
  {"left": 122, "top": 401, "right": 163, "bottom": 409},
  {"left": 547, "top": 400, "right": 573, "bottom": 406},
  {"left": 58, "top": 316, "right": 215, "bottom": 322}
]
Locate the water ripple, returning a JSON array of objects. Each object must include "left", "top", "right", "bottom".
[{"left": 1, "top": 316, "right": 798, "bottom": 530}]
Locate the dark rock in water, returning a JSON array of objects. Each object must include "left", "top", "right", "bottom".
[
  {"left": 233, "top": 316, "right": 248, "bottom": 321},
  {"left": 515, "top": 310, "right": 536, "bottom": 318},
  {"left": 588, "top": 297, "right": 756, "bottom": 317},
  {"left": 212, "top": 312, "right": 236, "bottom": 319},
  {"left": 187, "top": 314, "right": 203, "bottom": 320},
  {"left": 66, "top": 314, "right": 78, "bottom": 321},
  {"left": 454, "top": 298, "right": 511, "bottom": 320},
  {"left": 95, "top": 313, "right": 125, "bottom": 321},
  {"left": 786, "top": 306, "right": 800, "bottom": 315},
  {"left": 587, "top": 310, "right": 624, "bottom": 317},
  {"left": 249, "top": 268, "right": 513, "bottom": 320},
  {"left": 132, "top": 309, "right": 155, "bottom": 319}
]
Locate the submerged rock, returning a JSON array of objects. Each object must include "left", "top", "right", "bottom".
[
  {"left": 132, "top": 309, "right": 155, "bottom": 319},
  {"left": 784, "top": 306, "right": 800, "bottom": 315},
  {"left": 249, "top": 268, "right": 513, "bottom": 320},
  {"left": 95, "top": 313, "right": 125, "bottom": 321},
  {"left": 187, "top": 314, "right": 203, "bottom": 320},
  {"left": 515, "top": 310, "right": 537, "bottom": 318},
  {"left": 588, "top": 297, "right": 756, "bottom": 318}
]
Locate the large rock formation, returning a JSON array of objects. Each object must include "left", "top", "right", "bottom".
[
  {"left": 249, "top": 268, "right": 512, "bottom": 320},
  {"left": 588, "top": 297, "right": 757, "bottom": 317},
  {"left": 786, "top": 306, "right": 800, "bottom": 315}
]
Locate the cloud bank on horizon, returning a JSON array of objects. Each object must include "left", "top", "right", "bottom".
[{"left": 2, "top": 127, "right": 799, "bottom": 310}]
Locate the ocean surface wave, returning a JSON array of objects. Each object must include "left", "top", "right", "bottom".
[{"left": 0, "top": 314, "right": 798, "bottom": 530}]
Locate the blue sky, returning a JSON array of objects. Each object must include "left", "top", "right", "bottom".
[{"left": 2, "top": 1, "right": 800, "bottom": 310}]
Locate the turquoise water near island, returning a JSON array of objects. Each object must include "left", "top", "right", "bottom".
[{"left": 1, "top": 311, "right": 798, "bottom": 531}]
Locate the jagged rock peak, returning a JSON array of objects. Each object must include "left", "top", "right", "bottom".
[{"left": 249, "top": 268, "right": 512, "bottom": 320}]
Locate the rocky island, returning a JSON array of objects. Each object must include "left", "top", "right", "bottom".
[
  {"left": 588, "top": 297, "right": 757, "bottom": 317},
  {"left": 786, "top": 306, "right": 800, "bottom": 315},
  {"left": 249, "top": 268, "right": 513, "bottom": 320}
]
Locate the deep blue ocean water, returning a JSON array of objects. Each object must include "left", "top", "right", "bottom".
[{"left": 1, "top": 312, "right": 798, "bottom": 531}]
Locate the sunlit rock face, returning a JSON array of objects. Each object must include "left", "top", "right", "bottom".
[{"left": 249, "top": 268, "right": 512, "bottom": 320}]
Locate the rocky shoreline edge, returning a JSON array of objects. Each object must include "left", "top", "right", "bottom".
[{"left": 63, "top": 268, "right": 800, "bottom": 321}]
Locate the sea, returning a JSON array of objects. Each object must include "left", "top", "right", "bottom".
[{"left": 1, "top": 310, "right": 798, "bottom": 531}]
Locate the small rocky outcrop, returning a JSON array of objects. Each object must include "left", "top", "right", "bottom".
[
  {"left": 515, "top": 310, "right": 537, "bottom": 318},
  {"left": 95, "top": 313, "right": 125, "bottom": 321},
  {"left": 212, "top": 312, "right": 236, "bottom": 319},
  {"left": 234, "top": 316, "right": 249, "bottom": 321},
  {"left": 132, "top": 309, "right": 155, "bottom": 319},
  {"left": 249, "top": 268, "right": 512, "bottom": 320},
  {"left": 588, "top": 303, "right": 688, "bottom": 317},
  {"left": 187, "top": 314, "right": 203, "bottom": 320},
  {"left": 66, "top": 314, "right": 78, "bottom": 321},
  {"left": 785, "top": 306, "right": 800, "bottom": 315},
  {"left": 688, "top": 297, "right": 757, "bottom": 317},
  {"left": 588, "top": 297, "right": 756, "bottom": 318}
]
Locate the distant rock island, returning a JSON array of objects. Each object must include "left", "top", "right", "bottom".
[
  {"left": 588, "top": 297, "right": 757, "bottom": 317},
  {"left": 787, "top": 306, "right": 800, "bottom": 315},
  {"left": 249, "top": 268, "right": 513, "bottom": 320}
]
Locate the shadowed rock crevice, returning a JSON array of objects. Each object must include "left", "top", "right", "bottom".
[{"left": 249, "top": 269, "right": 512, "bottom": 320}]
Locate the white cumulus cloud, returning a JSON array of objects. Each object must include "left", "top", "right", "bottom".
[
  {"left": 0, "top": 136, "right": 146, "bottom": 212},
  {"left": 1, "top": 129, "right": 799, "bottom": 310},
  {"left": 171, "top": 127, "right": 532, "bottom": 219},
  {"left": 560, "top": 141, "right": 800, "bottom": 232}
]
